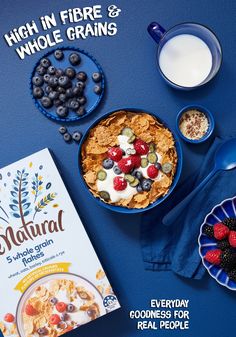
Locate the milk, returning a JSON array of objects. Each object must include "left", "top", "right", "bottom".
[{"left": 159, "top": 34, "right": 212, "bottom": 87}]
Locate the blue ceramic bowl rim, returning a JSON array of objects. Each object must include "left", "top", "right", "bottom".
[
  {"left": 155, "top": 22, "right": 223, "bottom": 90},
  {"left": 176, "top": 104, "right": 215, "bottom": 144},
  {"left": 30, "top": 46, "right": 105, "bottom": 123},
  {"left": 198, "top": 196, "right": 236, "bottom": 291},
  {"left": 78, "top": 108, "right": 183, "bottom": 214}
]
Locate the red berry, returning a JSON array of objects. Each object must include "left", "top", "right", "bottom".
[
  {"left": 49, "top": 314, "right": 61, "bottom": 325},
  {"left": 147, "top": 165, "right": 159, "bottom": 179},
  {"left": 4, "top": 313, "right": 15, "bottom": 323},
  {"left": 25, "top": 304, "right": 38, "bottom": 316},
  {"left": 134, "top": 139, "right": 149, "bottom": 155},
  {"left": 205, "top": 249, "right": 222, "bottom": 265},
  {"left": 56, "top": 302, "right": 67, "bottom": 313},
  {"left": 130, "top": 155, "right": 141, "bottom": 168},
  {"left": 213, "top": 223, "right": 230, "bottom": 240},
  {"left": 108, "top": 147, "right": 123, "bottom": 162},
  {"left": 229, "top": 231, "right": 236, "bottom": 248},
  {"left": 118, "top": 157, "right": 133, "bottom": 173},
  {"left": 113, "top": 176, "right": 127, "bottom": 191}
]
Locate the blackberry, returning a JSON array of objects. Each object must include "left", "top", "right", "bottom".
[
  {"left": 228, "top": 269, "right": 236, "bottom": 282},
  {"left": 222, "top": 218, "right": 236, "bottom": 231},
  {"left": 217, "top": 239, "right": 230, "bottom": 251},
  {"left": 202, "top": 224, "right": 214, "bottom": 238},
  {"left": 220, "top": 250, "right": 236, "bottom": 272}
]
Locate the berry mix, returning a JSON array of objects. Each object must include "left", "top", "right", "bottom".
[
  {"left": 31, "top": 49, "right": 103, "bottom": 119},
  {"left": 203, "top": 217, "right": 236, "bottom": 282},
  {"left": 81, "top": 111, "right": 178, "bottom": 208}
]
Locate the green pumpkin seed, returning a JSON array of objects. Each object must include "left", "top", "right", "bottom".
[
  {"left": 127, "top": 135, "right": 136, "bottom": 144},
  {"left": 162, "top": 163, "right": 173, "bottom": 174},
  {"left": 147, "top": 152, "right": 157, "bottom": 164},
  {"left": 124, "top": 174, "right": 135, "bottom": 183},
  {"left": 130, "top": 178, "right": 140, "bottom": 187},
  {"left": 99, "top": 191, "right": 110, "bottom": 201},
  {"left": 149, "top": 143, "right": 156, "bottom": 152},
  {"left": 126, "top": 148, "right": 136, "bottom": 155},
  {"left": 121, "top": 127, "right": 134, "bottom": 138},
  {"left": 97, "top": 170, "right": 107, "bottom": 181},
  {"left": 141, "top": 158, "right": 148, "bottom": 168}
]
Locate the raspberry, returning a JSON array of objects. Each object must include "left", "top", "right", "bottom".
[
  {"left": 49, "top": 314, "right": 61, "bottom": 325},
  {"left": 130, "top": 155, "right": 141, "bottom": 168},
  {"left": 202, "top": 224, "right": 214, "bottom": 238},
  {"left": 118, "top": 157, "right": 133, "bottom": 173},
  {"left": 213, "top": 223, "right": 230, "bottom": 240},
  {"left": 113, "top": 176, "right": 127, "bottom": 191},
  {"left": 229, "top": 231, "right": 236, "bottom": 248},
  {"left": 55, "top": 302, "right": 67, "bottom": 313},
  {"left": 25, "top": 304, "right": 38, "bottom": 316},
  {"left": 4, "top": 313, "right": 14, "bottom": 323},
  {"left": 134, "top": 139, "right": 149, "bottom": 155},
  {"left": 108, "top": 147, "right": 123, "bottom": 162},
  {"left": 222, "top": 218, "right": 236, "bottom": 231},
  {"left": 204, "top": 249, "right": 222, "bottom": 265},
  {"left": 147, "top": 165, "right": 159, "bottom": 179}
]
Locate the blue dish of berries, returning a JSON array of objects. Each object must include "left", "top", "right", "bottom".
[
  {"left": 30, "top": 47, "right": 105, "bottom": 122},
  {"left": 198, "top": 196, "right": 236, "bottom": 290}
]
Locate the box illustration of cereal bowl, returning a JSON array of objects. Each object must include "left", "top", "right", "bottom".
[{"left": 0, "top": 149, "right": 120, "bottom": 337}]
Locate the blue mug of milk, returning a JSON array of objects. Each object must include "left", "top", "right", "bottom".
[{"left": 147, "top": 22, "right": 222, "bottom": 90}]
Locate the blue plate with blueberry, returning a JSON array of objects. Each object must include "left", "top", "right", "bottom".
[
  {"left": 31, "top": 47, "right": 105, "bottom": 122},
  {"left": 198, "top": 196, "right": 236, "bottom": 290},
  {"left": 78, "top": 108, "right": 183, "bottom": 213}
]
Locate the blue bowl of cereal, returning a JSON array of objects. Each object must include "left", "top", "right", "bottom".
[
  {"left": 78, "top": 108, "right": 182, "bottom": 213},
  {"left": 176, "top": 104, "right": 215, "bottom": 144}
]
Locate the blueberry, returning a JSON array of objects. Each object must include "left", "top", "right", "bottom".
[
  {"left": 61, "top": 313, "right": 69, "bottom": 321},
  {"left": 40, "top": 57, "right": 51, "bottom": 68},
  {"left": 32, "top": 75, "right": 43, "bottom": 86},
  {"left": 36, "top": 65, "right": 47, "bottom": 76},
  {"left": 56, "top": 86, "right": 66, "bottom": 94},
  {"left": 102, "top": 158, "right": 114, "bottom": 169},
  {"left": 78, "top": 96, "right": 86, "bottom": 105},
  {"left": 54, "top": 49, "right": 64, "bottom": 60},
  {"left": 57, "top": 106, "right": 68, "bottom": 118},
  {"left": 66, "top": 304, "right": 75, "bottom": 312},
  {"left": 48, "top": 76, "right": 58, "bottom": 88},
  {"left": 76, "top": 72, "right": 87, "bottom": 81},
  {"left": 72, "top": 86, "right": 83, "bottom": 97},
  {"left": 58, "top": 76, "right": 70, "bottom": 88},
  {"left": 41, "top": 96, "right": 53, "bottom": 108},
  {"left": 136, "top": 184, "right": 143, "bottom": 193},
  {"left": 69, "top": 52, "right": 81, "bottom": 66},
  {"left": 49, "top": 297, "right": 58, "bottom": 305},
  {"left": 59, "top": 93, "right": 67, "bottom": 103},
  {"left": 33, "top": 87, "right": 44, "bottom": 99},
  {"left": 53, "top": 99, "right": 61, "bottom": 107},
  {"left": 94, "top": 84, "right": 102, "bottom": 95},
  {"left": 76, "top": 106, "right": 86, "bottom": 116},
  {"left": 63, "top": 132, "right": 72, "bottom": 142},
  {"left": 76, "top": 81, "right": 85, "bottom": 90},
  {"left": 155, "top": 162, "right": 162, "bottom": 170},
  {"left": 55, "top": 68, "right": 64, "bottom": 78},
  {"left": 37, "top": 328, "right": 47, "bottom": 335},
  {"left": 47, "top": 66, "right": 56, "bottom": 75},
  {"left": 92, "top": 72, "right": 102, "bottom": 82},
  {"left": 141, "top": 179, "right": 152, "bottom": 191},
  {"left": 87, "top": 309, "right": 96, "bottom": 318},
  {"left": 48, "top": 91, "right": 59, "bottom": 100},
  {"left": 113, "top": 166, "right": 122, "bottom": 175},
  {"left": 59, "top": 126, "right": 67, "bottom": 134},
  {"left": 45, "top": 85, "right": 53, "bottom": 94},
  {"left": 65, "top": 67, "right": 76, "bottom": 79},
  {"left": 133, "top": 170, "right": 143, "bottom": 180},
  {"left": 65, "top": 88, "right": 74, "bottom": 98},
  {"left": 69, "top": 99, "right": 80, "bottom": 110},
  {"left": 72, "top": 131, "right": 82, "bottom": 142},
  {"left": 43, "top": 74, "right": 50, "bottom": 83}
]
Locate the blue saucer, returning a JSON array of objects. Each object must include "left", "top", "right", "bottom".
[
  {"left": 30, "top": 47, "right": 105, "bottom": 122},
  {"left": 198, "top": 196, "right": 236, "bottom": 290}
]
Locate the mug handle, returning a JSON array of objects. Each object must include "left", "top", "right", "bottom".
[{"left": 147, "top": 22, "right": 166, "bottom": 43}]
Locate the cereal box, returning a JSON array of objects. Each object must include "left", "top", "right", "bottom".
[{"left": 0, "top": 149, "right": 120, "bottom": 337}]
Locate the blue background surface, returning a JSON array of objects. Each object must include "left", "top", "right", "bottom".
[{"left": 0, "top": 0, "right": 236, "bottom": 336}]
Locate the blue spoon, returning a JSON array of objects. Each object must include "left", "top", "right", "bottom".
[{"left": 163, "top": 138, "right": 236, "bottom": 226}]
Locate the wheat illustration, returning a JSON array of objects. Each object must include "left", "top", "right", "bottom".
[{"left": 33, "top": 193, "right": 57, "bottom": 220}]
